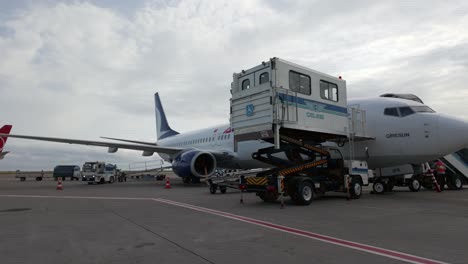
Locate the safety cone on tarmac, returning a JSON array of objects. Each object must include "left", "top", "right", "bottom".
[
  {"left": 430, "top": 171, "right": 442, "bottom": 192},
  {"left": 56, "top": 177, "right": 63, "bottom": 191},
  {"left": 165, "top": 176, "right": 171, "bottom": 189}
]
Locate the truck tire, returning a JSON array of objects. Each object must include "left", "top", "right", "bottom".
[
  {"left": 349, "top": 177, "right": 363, "bottom": 199},
  {"left": 447, "top": 175, "right": 463, "bottom": 190},
  {"left": 258, "top": 191, "right": 279, "bottom": 203},
  {"left": 372, "top": 180, "right": 385, "bottom": 194},
  {"left": 100, "top": 178, "right": 105, "bottom": 184},
  {"left": 209, "top": 184, "right": 217, "bottom": 194},
  {"left": 20, "top": 177, "right": 26, "bottom": 182},
  {"left": 35, "top": 177, "right": 43, "bottom": 181},
  {"left": 408, "top": 178, "right": 421, "bottom": 192},
  {"left": 220, "top": 186, "right": 227, "bottom": 194},
  {"left": 296, "top": 181, "right": 314, "bottom": 205}
]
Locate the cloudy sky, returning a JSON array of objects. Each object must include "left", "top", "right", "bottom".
[{"left": 1, "top": 0, "right": 467, "bottom": 171}]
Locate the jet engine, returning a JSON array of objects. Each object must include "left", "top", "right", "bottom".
[{"left": 172, "top": 149, "right": 217, "bottom": 178}]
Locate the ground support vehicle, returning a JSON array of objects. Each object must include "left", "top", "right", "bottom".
[
  {"left": 229, "top": 58, "right": 371, "bottom": 206},
  {"left": 370, "top": 162, "right": 463, "bottom": 194},
  {"left": 239, "top": 136, "right": 369, "bottom": 205},
  {"left": 207, "top": 169, "right": 265, "bottom": 194},
  {"left": 53, "top": 165, "right": 81, "bottom": 181},
  {"left": 15, "top": 170, "right": 45, "bottom": 181},
  {"left": 82, "top": 162, "right": 117, "bottom": 184}
]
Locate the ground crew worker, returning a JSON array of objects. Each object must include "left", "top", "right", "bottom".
[{"left": 434, "top": 160, "right": 446, "bottom": 191}]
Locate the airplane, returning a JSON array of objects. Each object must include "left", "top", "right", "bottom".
[
  {"left": 0, "top": 125, "right": 12, "bottom": 160},
  {"left": 3, "top": 88, "right": 467, "bottom": 184}
]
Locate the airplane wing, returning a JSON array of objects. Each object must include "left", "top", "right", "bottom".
[
  {"left": 0, "top": 133, "right": 182, "bottom": 156},
  {"left": 100, "top": 136, "right": 157, "bottom": 146},
  {"left": 100, "top": 136, "right": 238, "bottom": 165},
  {"left": 0, "top": 133, "right": 238, "bottom": 166}
]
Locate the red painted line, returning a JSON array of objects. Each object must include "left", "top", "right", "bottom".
[
  {"left": 153, "top": 198, "right": 448, "bottom": 264},
  {"left": 0, "top": 194, "right": 448, "bottom": 264}
]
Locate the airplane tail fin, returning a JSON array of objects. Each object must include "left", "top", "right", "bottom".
[
  {"left": 0, "top": 125, "right": 12, "bottom": 152},
  {"left": 154, "top": 93, "right": 179, "bottom": 140}
]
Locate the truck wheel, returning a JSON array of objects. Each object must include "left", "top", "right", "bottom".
[
  {"left": 372, "top": 180, "right": 385, "bottom": 194},
  {"left": 408, "top": 178, "right": 421, "bottom": 192},
  {"left": 35, "top": 177, "right": 42, "bottom": 181},
  {"left": 349, "top": 177, "right": 363, "bottom": 199},
  {"left": 447, "top": 175, "right": 463, "bottom": 190},
  {"left": 209, "top": 184, "right": 217, "bottom": 194},
  {"left": 296, "top": 181, "right": 314, "bottom": 205},
  {"left": 220, "top": 186, "right": 227, "bottom": 194},
  {"left": 20, "top": 177, "right": 26, "bottom": 182},
  {"left": 258, "top": 191, "right": 279, "bottom": 203},
  {"left": 88, "top": 182, "right": 94, "bottom": 185},
  {"left": 100, "top": 178, "right": 105, "bottom": 184}
]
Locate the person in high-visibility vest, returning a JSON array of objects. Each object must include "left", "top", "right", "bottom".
[{"left": 434, "top": 160, "right": 446, "bottom": 191}]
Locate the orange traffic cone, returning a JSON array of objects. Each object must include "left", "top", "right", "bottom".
[
  {"left": 56, "top": 177, "right": 63, "bottom": 190},
  {"left": 165, "top": 176, "right": 171, "bottom": 189}
]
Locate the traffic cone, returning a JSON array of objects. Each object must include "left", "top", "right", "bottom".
[
  {"left": 165, "top": 176, "right": 171, "bottom": 189},
  {"left": 56, "top": 177, "right": 63, "bottom": 190},
  {"left": 430, "top": 171, "right": 441, "bottom": 192}
]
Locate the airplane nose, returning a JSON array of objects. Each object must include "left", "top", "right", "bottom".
[{"left": 437, "top": 114, "right": 468, "bottom": 155}]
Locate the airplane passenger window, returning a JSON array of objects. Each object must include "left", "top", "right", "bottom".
[
  {"left": 242, "top": 79, "right": 250, "bottom": 90},
  {"left": 399, "top": 107, "right": 415, "bottom": 117},
  {"left": 289, "top": 71, "right": 311, "bottom": 95},
  {"left": 259, "top": 72, "right": 269, "bottom": 84},
  {"left": 384, "top": 108, "right": 399, "bottom": 117},
  {"left": 320, "top": 80, "right": 339, "bottom": 102}
]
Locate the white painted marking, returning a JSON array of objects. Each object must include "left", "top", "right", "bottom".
[{"left": 0, "top": 194, "right": 449, "bottom": 264}]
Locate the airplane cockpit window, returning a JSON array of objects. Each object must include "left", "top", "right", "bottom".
[
  {"left": 411, "top": 106, "right": 435, "bottom": 113},
  {"left": 242, "top": 79, "right": 250, "bottom": 90},
  {"left": 399, "top": 107, "right": 415, "bottom": 117},
  {"left": 259, "top": 72, "right": 269, "bottom": 84},
  {"left": 384, "top": 107, "right": 399, "bottom": 117}
]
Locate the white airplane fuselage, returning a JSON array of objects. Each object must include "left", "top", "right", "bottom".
[{"left": 157, "top": 97, "right": 468, "bottom": 171}]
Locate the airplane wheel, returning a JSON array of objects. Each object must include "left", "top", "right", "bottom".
[
  {"left": 372, "top": 180, "right": 385, "bottom": 194},
  {"left": 408, "top": 178, "right": 421, "bottom": 192}
]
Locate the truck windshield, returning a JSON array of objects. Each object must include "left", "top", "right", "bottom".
[{"left": 83, "top": 163, "right": 96, "bottom": 172}]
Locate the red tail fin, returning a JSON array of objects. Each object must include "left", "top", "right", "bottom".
[{"left": 0, "top": 125, "right": 12, "bottom": 151}]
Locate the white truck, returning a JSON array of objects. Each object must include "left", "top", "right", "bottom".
[{"left": 81, "top": 162, "right": 117, "bottom": 184}]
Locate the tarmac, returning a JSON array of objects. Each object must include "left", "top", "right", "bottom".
[{"left": 0, "top": 174, "right": 467, "bottom": 264}]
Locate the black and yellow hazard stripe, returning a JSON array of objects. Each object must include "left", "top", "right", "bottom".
[
  {"left": 246, "top": 176, "right": 268, "bottom": 186},
  {"left": 278, "top": 159, "right": 328, "bottom": 176},
  {"left": 280, "top": 135, "right": 329, "bottom": 156}
]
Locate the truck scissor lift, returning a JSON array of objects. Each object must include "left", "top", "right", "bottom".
[{"left": 230, "top": 57, "right": 370, "bottom": 205}]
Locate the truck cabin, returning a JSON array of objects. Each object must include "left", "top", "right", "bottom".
[{"left": 83, "top": 162, "right": 105, "bottom": 173}]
